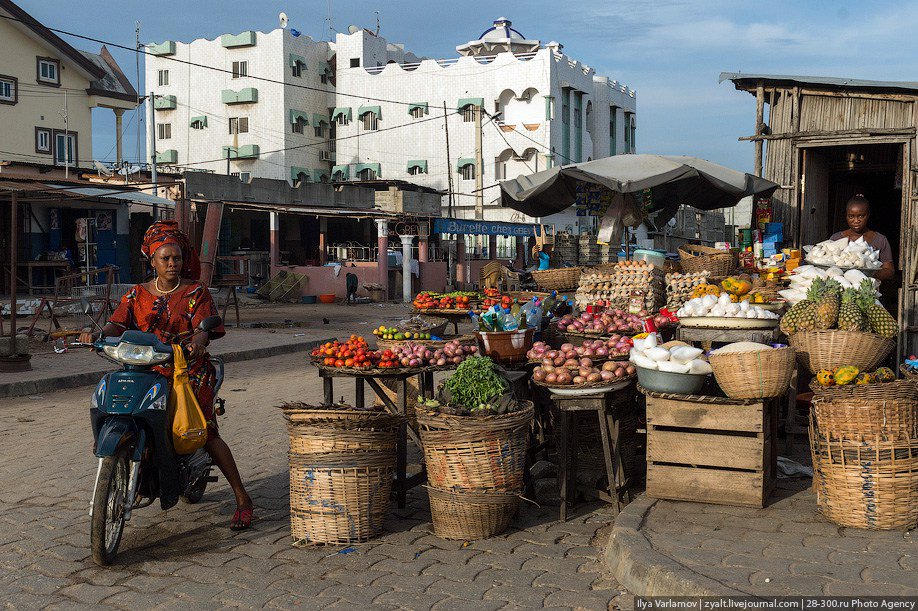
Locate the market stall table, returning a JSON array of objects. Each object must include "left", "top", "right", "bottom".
[
  {"left": 411, "top": 309, "right": 472, "bottom": 335},
  {"left": 676, "top": 326, "right": 783, "bottom": 346},
  {"left": 316, "top": 365, "right": 432, "bottom": 508}
]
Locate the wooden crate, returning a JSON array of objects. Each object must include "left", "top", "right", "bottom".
[{"left": 645, "top": 394, "right": 777, "bottom": 508}]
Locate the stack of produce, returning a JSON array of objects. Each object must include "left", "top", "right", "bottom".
[
  {"left": 780, "top": 277, "right": 897, "bottom": 338},
  {"left": 780, "top": 265, "right": 878, "bottom": 306},
  {"left": 532, "top": 360, "right": 634, "bottom": 387},
  {"left": 373, "top": 326, "right": 435, "bottom": 341},
  {"left": 527, "top": 338, "right": 632, "bottom": 363},
  {"left": 417, "top": 358, "right": 532, "bottom": 540},
  {"left": 376, "top": 341, "right": 478, "bottom": 369},
  {"left": 675, "top": 293, "right": 780, "bottom": 320},
  {"left": 814, "top": 366, "right": 896, "bottom": 387},
  {"left": 804, "top": 236, "right": 883, "bottom": 269},
  {"left": 412, "top": 291, "right": 474, "bottom": 311},
  {"left": 555, "top": 310, "right": 645, "bottom": 335},
  {"left": 665, "top": 271, "right": 711, "bottom": 309},
  {"left": 575, "top": 261, "right": 664, "bottom": 311},
  {"left": 311, "top": 336, "right": 377, "bottom": 369},
  {"left": 629, "top": 337, "right": 712, "bottom": 374}
]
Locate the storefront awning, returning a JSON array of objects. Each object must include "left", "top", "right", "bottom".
[
  {"left": 432, "top": 217, "right": 540, "bottom": 237},
  {"left": 355, "top": 162, "right": 381, "bottom": 176},
  {"left": 225, "top": 201, "right": 398, "bottom": 219}
]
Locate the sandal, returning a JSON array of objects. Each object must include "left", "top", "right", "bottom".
[{"left": 230, "top": 507, "right": 254, "bottom": 531}]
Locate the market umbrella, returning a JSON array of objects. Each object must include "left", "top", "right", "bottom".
[{"left": 499, "top": 154, "right": 779, "bottom": 243}]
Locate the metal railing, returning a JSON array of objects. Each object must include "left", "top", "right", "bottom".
[{"left": 363, "top": 52, "right": 540, "bottom": 75}]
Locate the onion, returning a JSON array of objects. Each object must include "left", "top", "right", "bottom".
[
  {"left": 582, "top": 348, "right": 594, "bottom": 357},
  {"left": 468, "top": 346, "right": 477, "bottom": 353},
  {"left": 543, "top": 364, "right": 555, "bottom": 374},
  {"left": 533, "top": 369, "right": 546, "bottom": 381},
  {"left": 547, "top": 350, "right": 559, "bottom": 359},
  {"left": 561, "top": 344, "right": 574, "bottom": 352},
  {"left": 564, "top": 358, "right": 579, "bottom": 368},
  {"left": 546, "top": 373, "right": 558, "bottom": 384},
  {"left": 602, "top": 361, "right": 617, "bottom": 372},
  {"left": 556, "top": 372, "right": 572, "bottom": 385},
  {"left": 400, "top": 357, "right": 411, "bottom": 366},
  {"left": 600, "top": 371, "right": 614, "bottom": 381},
  {"left": 587, "top": 372, "right": 603, "bottom": 383},
  {"left": 614, "top": 368, "right": 625, "bottom": 377},
  {"left": 573, "top": 375, "right": 585, "bottom": 385},
  {"left": 453, "top": 356, "right": 463, "bottom": 364},
  {"left": 626, "top": 365, "right": 636, "bottom": 375},
  {"left": 437, "top": 358, "right": 447, "bottom": 366},
  {"left": 579, "top": 358, "right": 592, "bottom": 368},
  {"left": 554, "top": 356, "right": 566, "bottom": 367},
  {"left": 595, "top": 347, "right": 609, "bottom": 357},
  {"left": 542, "top": 357, "right": 554, "bottom": 367},
  {"left": 578, "top": 366, "right": 592, "bottom": 378}
]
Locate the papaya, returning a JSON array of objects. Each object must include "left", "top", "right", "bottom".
[
  {"left": 833, "top": 366, "right": 859, "bottom": 386},
  {"left": 874, "top": 367, "right": 896, "bottom": 383},
  {"left": 816, "top": 370, "right": 836, "bottom": 386},
  {"left": 854, "top": 372, "right": 877, "bottom": 385},
  {"left": 722, "top": 276, "right": 753, "bottom": 296}
]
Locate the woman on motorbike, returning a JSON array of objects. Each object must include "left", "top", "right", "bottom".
[{"left": 80, "top": 221, "right": 254, "bottom": 530}]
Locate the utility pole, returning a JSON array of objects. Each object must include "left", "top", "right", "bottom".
[
  {"left": 148, "top": 91, "right": 158, "bottom": 219},
  {"left": 135, "top": 22, "right": 142, "bottom": 171},
  {"left": 474, "top": 104, "right": 483, "bottom": 221},
  {"left": 61, "top": 90, "right": 69, "bottom": 178},
  {"left": 443, "top": 101, "right": 454, "bottom": 218}
]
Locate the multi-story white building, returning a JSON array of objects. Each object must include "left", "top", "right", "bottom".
[
  {"left": 334, "top": 17, "right": 637, "bottom": 230},
  {"left": 146, "top": 17, "right": 636, "bottom": 232},
  {"left": 144, "top": 29, "right": 335, "bottom": 182}
]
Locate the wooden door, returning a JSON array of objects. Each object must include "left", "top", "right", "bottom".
[
  {"left": 799, "top": 147, "right": 831, "bottom": 247},
  {"left": 901, "top": 163, "right": 918, "bottom": 360}
]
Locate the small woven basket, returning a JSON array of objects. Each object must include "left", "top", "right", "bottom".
[
  {"left": 678, "top": 244, "right": 734, "bottom": 276},
  {"left": 531, "top": 267, "right": 583, "bottom": 291},
  {"left": 901, "top": 365, "right": 918, "bottom": 380},
  {"left": 709, "top": 346, "right": 796, "bottom": 399},
  {"left": 788, "top": 330, "right": 895, "bottom": 374},
  {"left": 289, "top": 451, "right": 396, "bottom": 544},
  {"left": 810, "top": 416, "right": 918, "bottom": 530},
  {"left": 426, "top": 487, "right": 519, "bottom": 540},
  {"left": 417, "top": 404, "right": 533, "bottom": 493},
  {"left": 376, "top": 334, "right": 477, "bottom": 352}
]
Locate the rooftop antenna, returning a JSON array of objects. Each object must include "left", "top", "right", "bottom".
[
  {"left": 279, "top": 11, "right": 288, "bottom": 29},
  {"left": 375, "top": 10, "right": 380, "bottom": 36},
  {"left": 326, "top": 0, "right": 333, "bottom": 40}
]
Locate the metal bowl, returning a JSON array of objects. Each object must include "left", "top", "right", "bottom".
[{"left": 635, "top": 365, "right": 708, "bottom": 395}]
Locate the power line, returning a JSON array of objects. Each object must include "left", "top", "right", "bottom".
[{"left": 482, "top": 108, "right": 575, "bottom": 165}]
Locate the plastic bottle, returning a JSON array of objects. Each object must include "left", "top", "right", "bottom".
[
  {"left": 469, "top": 311, "right": 492, "bottom": 332},
  {"left": 499, "top": 307, "right": 520, "bottom": 331}
]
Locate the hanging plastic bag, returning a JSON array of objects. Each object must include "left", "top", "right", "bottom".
[{"left": 168, "top": 345, "right": 208, "bottom": 454}]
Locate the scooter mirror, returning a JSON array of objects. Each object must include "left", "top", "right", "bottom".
[
  {"left": 198, "top": 316, "right": 222, "bottom": 333},
  {"left": 80, "top": 297, "right": 93, "bottom": 317}
]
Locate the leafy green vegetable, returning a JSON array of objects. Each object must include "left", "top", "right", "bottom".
[{"left": 443, "top": 357, "right": 508, "bottom": 410}]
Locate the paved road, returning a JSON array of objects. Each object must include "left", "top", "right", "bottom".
[{"left": 0, "top": 352, "right": 628, "bottom": 610}]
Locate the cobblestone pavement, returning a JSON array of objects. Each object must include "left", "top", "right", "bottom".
[
  {"left": 0, "top": 352, "right": 630, "bottom": 609},
  {"left": 639, "top": 480, "right": 917, "bottom": 596}
]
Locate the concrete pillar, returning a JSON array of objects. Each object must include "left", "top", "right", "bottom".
[
  {"left": 198, "top": 201, "right": 224, "bottom": 287},
  {"left": 515, "top": 236, "right": 525, "bottom": 269},
  {"left": 269, "top": 211, "right": 279, "bottom": 267},
  {"left": 456, "top": 233, "right": 466, "bottom": 289},
  {"left": 400, "top": 235, "right": 414, "bottom": 303},
  {"left": 488, "top": 235, "right": 498, "bottom": 261},
  {"left": 417, "top": 236, "right": 429, "bottom": 263},
  {"left": 376, "top": 219, "right": 388, "bottom": 300},
  {"left": 318, "top": 216, "right": 328, "bottom": 264},
  {"left": 114, "top": 108, "right": 125, "bottom": 166}
]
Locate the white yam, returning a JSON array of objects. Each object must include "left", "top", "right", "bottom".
[
  {"left": 644, "top": 346, "right": 670, "bottom": 362},
  {"left": 657, "top": 360, "right": 691, "bottom": 374},
  {"left": 631, "top": 354, "right": 658, "bottom": 370},
  {"left": 712, "top": 342, "right": 772, "bottom": 354},
  {"left": 688, "top": 359, "right": 713, "bottom": 374},
  {"left": 670, "top": 346, "right": 703, "bottom": 363}
]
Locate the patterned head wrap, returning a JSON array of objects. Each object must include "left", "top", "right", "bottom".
[{"left": 141, "top": 220, "right": 201, "bottom": 280}]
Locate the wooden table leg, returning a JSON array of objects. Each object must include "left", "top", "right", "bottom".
[
  {"left": 599, "top": 407, "right": 622, "bottom": 515},
  {"left": 232, "top": 288, "right": 241, "bottom": 328},
  {"left": 323, "top": 375, "right": 333, "bottom": 405},
  {"left": 355, "top": 378, "right": 365, "bottom": 409},
  {"left": 396, "top": 377, "right": 408, "bottom": 508},
  {"left": 559, "top": 409, "right": 571, "bottom": 522}
]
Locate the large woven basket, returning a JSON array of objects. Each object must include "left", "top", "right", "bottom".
[
  {"left": 810, "top": 416, "right": 918, "bottom": 530},
  {"left": 280, "top": 403, "right": 403, "bottom": 429},
  {"left": 678, "top": 244, "right": 734, "bottom": 276},
  {"left": 811, "top": 395, "right": 918, "bottom": 441},
  {"left": 417, "top": 404, "right": 533, "bottom": 493},
  {"left": 809, "top": 379, "right": 918, "bottom": 402},
  {"left": 531, "top": 267, "right": 582, "bottom": 291},
  {"left": 376, "top": 334, "right": 477, "bottom": 352},
  {"left": 427, "top": 487, "right": 519, "bottom": 540},
  {"left": 289, "top": 451, "right": 395, "bottom": 544},
  {"left": 789, "top": 330, "right": 895, "bottom": 374},
  {"left": 709, "top": 346, "right": 796, "bottom": 399}
]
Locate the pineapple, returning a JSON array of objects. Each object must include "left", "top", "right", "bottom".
[
  {"left": 857, "top": 279, "right": 898, "bottom": 338},
  {"left": 838, "top": 288, "right": 867, "bottom": 331},
  {"left": 809, "top": 278, "right": 841, "bottom": 329},
  {"left": 780, "top": 299, "right": 818, "bottom": 335}
]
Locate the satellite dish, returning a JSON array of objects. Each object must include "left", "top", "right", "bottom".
[
  {"left": 347, "top": 24, "right": 360, "bottom": 34},
  {"left": 118, "top": 165, "right": 141, "bottom": 176},
  {"left": 279, "top": 12, "right": 289, "bottom": 29}
]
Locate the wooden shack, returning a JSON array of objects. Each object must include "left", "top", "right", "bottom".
[{"left": 722, "top": 73, "right": 918, "bottom": 358}]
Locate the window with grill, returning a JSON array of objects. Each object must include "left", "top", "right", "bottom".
[
  {"left": 314, "top": 124, "right": 326, "bottom": 138},
  {"left": 158, "top": 69, "right": 169, "bottom": 86},
  {"left": 460, "top": 164, "right": 475, "bottom": 180},
  {"left": 361, "top": 113, "right": 378, "bottom": 131},
  {"left": 229, "top": 117, "right": 249, "bottom": 134},
  {"left": 232, "top": 61, "right": 248, "bottom": 78},
  {"left": 462, "top": 106, "right": 477, "bottom": 123},
  {"left": 292, "top": 119, "right": 306, "bottom": 134},
  {"left": 358, "top": 168, "right": 377, "bottom": 180},
  {"left": 410, "top": 106, "right": 426, "bottom": 119},
  {"left": 291, "top": 62, "right": 302, "bottom": 78},
  {"left": 239, "top": 172, "right": 251, "bottom": 182},
  {"left": 157, "top": 123, "right": 172, "bottom": 140},
  {"left": 0, "top": 76, "right": 15, "bottom": 103},
  {"left": 37, "top": 58, "right": 59, "bottom": 85}
]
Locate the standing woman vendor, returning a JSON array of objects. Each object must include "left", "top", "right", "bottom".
[
  {"left": 531, "top": 244, "right": 552, "bottom": 271},
  {"left": 831, "top": 194, "right": 895, "bottom": 282},
  {"left": 80, "top": 221, "right": 255, "bottom": 530}
]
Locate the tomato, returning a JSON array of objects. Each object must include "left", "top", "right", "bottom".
[{"left": 334, "top": 359, "right": 345, "bottom": 367}]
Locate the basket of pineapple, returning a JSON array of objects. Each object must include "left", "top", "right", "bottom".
[{"left": 781, "top": 277, "right": 897, "bottom": 374}]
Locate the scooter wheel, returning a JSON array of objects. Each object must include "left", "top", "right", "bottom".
[
  {"left": 181, "top": 480, "right": 207, "bottom": 504},
  {"left": 90, "top": 449, "right": 129, "bottom": 566}
]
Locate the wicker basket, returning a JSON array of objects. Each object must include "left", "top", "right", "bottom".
[
  {"left": 811, "top": 396, "right": 918, "bottom": 441},
  {"left": 289, "top": 451, "right": 395, "bottom": 544},
  {"left": 789, "top": 330, "right": 895, "bottom": 374},
  {"left": 809, "top": 379, "right": 918, "bottom": 402},
  {"left": 376, "top": 334, "right": 477, "bottom": 352},
  {"left": 678, "top": 244, "right": 734, "bottom": 276},
  {"left": 709, "top": 346, "right": 796, "bottom": 399},
  {"left": 426, "top": 487, "right": 519, "bottom": 540},
  {"left": 280, "top": 403, "right": 403, "bottom": 427},
  {"left": 902, "top": 365, "right": 918, "bottom": 380},
  {"left": 810, "top": 417, "right": 918, "bottom": 530},
  {"left": 417, "top": 404, "right": 533, "bottom": 493},
  {"left": 531, "top": 267, "right": 583, "bottom": 291}
]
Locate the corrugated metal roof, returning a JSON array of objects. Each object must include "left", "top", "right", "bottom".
[
  {"left": 47, "top": 185, "right": 174, "bottom": 208},
  {"left": 719, "top": 72, "right": 918, "bottom": 94}
]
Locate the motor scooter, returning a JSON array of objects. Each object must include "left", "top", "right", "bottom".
[{"left": 69, "top": 308, "right": 225, "bottom": 566}]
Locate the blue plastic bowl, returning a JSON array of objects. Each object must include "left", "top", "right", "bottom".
[{"left": 301, "top": 295, "right": 317, "bottom": 304}]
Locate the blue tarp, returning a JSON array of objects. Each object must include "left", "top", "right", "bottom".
[{"left": 432, "top": 218, "right": 541, "bottom": 237}]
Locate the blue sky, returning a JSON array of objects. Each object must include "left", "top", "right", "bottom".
[{"left": 23, "top": 0, "right": 918, "bottom": 172}]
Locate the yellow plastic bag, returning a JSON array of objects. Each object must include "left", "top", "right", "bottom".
[{"left": 168, "top": 344, "right": 208, "bottom": 454}]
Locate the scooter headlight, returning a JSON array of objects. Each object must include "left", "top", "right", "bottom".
[{"left": 103, "top": 342, "right": 172, "bottom": 366}]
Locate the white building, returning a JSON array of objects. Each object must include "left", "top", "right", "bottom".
[
  {"left": 144, "top": 29, "right": 335, "bottom": 182},
  {"left": 145, "top": 17, "right": 636, "bottom": 233},
  {"left": 333, "top": 17, "right": 636, "bottom": 231}
]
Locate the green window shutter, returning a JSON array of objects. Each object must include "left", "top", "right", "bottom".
[
  {"left": 457, "top": 97, "right": 484, "bottom": 110},
  {"left": 289, "top": 109, "right": 309, "bottom": 124},
  {"left": 408, "top": 102, "right": 428, "bottom": 116},
  {"left": 357, "top": 105, "right": 381, "bottom": 119},
  {"left": 288, "top": 53, "right": 307, "bottom": 68},
  {"left": 156, "top": 150, "right": 177, "bottom": 164},
  {"left": 221, "top": 31, "right": 257, "bottom": 48},
  {"left": 543, "top": 95, "right": 554, "bottom": 121},
  {"left": 312, "top": 113, "right": 329, "bottom": 126},
  {"left": 149, "top": 41, "right": 176, "bottom": 56},
  {"left": 456, "top": 157, "right": 475, "bottom": 170},
  {"left": 331, "top": 107, "right": 352, "bottom": 121},
  {"left": 312, "top": 169, "right": 330, "bottom": 182},
  {"left": 190, "top": 115, "right": 208, "bottom": 129},
  {"left": 290, "top": 167, "right": 310, "bottom": 183},
  {"left": 407, "top": 160, "right": 428, "bottom": 173},
  {"left": 332, "top": 164, "right": 350, "bottom": 179},
  {"left": 154, "top": 95, "right": 176, "bottom": 110},
  {"left": 355, "top": 162, "right": 381, "bottom": 177}
]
